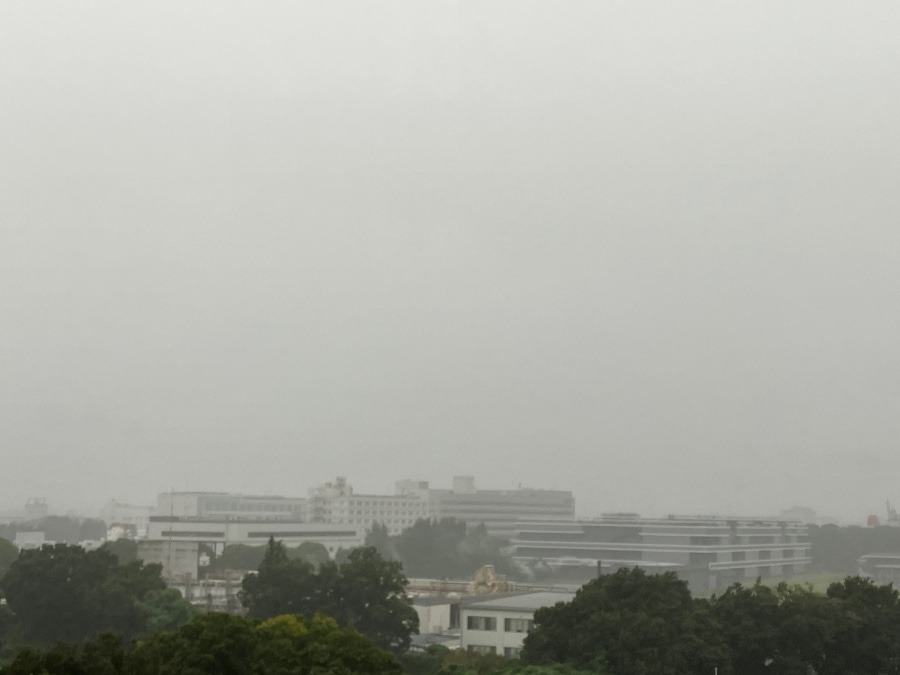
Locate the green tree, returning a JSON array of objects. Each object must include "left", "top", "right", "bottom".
[
  {"left": 120, "top": 613, "right": 402, "bottom": 675},
  {"left": 2, "top": 632, "right": 125, "bottom": 675},
  {"left": 366, "top": 521, "right": 397, "bottom": 559},
  {"left": 100, "top": 538, "right": 138, "bottom": 565},
  {"left": 523, "top": 568, "right": 729, "bottom": 674},
  {"left": 321, "top": 546, "right": 419, "bottom": 652},
  {"left": 709, "top": 581, "right": 781, "bottom": 672},
  {"left": 136, "top": 588, "right": 199, "bottom": 634},
  {"left": 0, "top": 544, "right": 165, "bottom": 644},
  {"left": 241, "top": 540, "right": 418, "bottom": 652},
  {"left": 289, "top": 541, "right": 330, "bottom": 568},
  {"left": 395, "top": 518, "right": 520, "bottom": 580},
  {"left": 822, "top": 576, "right": 900, "bottom": 674},
  {"left": 127, "top": 612, "right": 257, "bottom": 675},
  {"left": 240, "top": 538, "right": 322, "bottom": 620},
  {"left": 215, "top": 543, "right": 267, "bottom": 572},
  {"left": 0, "top": 538, "right": 17, "bottom": 580}
]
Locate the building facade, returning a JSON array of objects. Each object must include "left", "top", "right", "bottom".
[
  {"left": 100, "top": 500, "right": 155, "bottom": 538},
  {"left": 146, "top": 516, "right": 362, "bottom": 555},
  {"left": 308, "top": 477, "right": 429, "bottom": 536},
  {"left": 154, "top": 492, "right": 307, "bottom": 522},
  {"left": 307, "top": 476, "right": 576, "bottom": 538},
  {"left": 426, "top": 476, "right": 575, "bottom": 538},
  {"left": 460, "top": 591, "right": 575, "bottom": 658},
  {"left": 512, "top": 514, "right": 812, "bottom": 592}
]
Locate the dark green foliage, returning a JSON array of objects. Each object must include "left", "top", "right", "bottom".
[
  {"left": 0, "top": 543, "right": 166, "bottom": 645},
  {"left": 241, "top": 539, "right": 418, "bottom": 652},
  {"left": 435, "top": 649, "right": 599, "bottom": 675},
  {"left": 288, "top": 541, "right": 330, "bottom": 568},
  {"left": 523, "top": 569, "right": 900, "bottom": 675},
  {"left": 2, "top": 633, "right": 125, "bottom": 675},
  {"left": 707, "top": 582, "right": 781, "bottom": 673},
  {"left": 366, "top": 521, "right": 397, "bottom": 559},
  {"left": 399, "top": 644, "right": 450, "bottom": 674},
  {"left": 523, "top": 568, "right": 729, "bottom": 674},
  {"left": 0, "top": 539, "right": 17, "bottom": 580},
  {"left": 241, "top": 539, "right": 322, "bottom": 619},
  {"left": 212, "top": 541, "right": 332, "bottom": 574},
  {"left": 822, "top": 576, "right": 900, "bottom": 674},
  {"left": 214, "top": 543, "right": 268, "bottom": 572},
  {"left": 101, "top": 538, "right": 138, "bottom": 565},
  {"left": 395, "top": 519, "right": 520, "bottom": 580},
  {"left": 809, "top": 523, "right": 900, "bottom": 574},
  {"left": 321, "top": 546, "right": 419, "bottom": 651},
  {"left": 0, "top": 603, "right": 18, "bottom": 663},
  {"left": 710, "top": 578, "right": 900, "bottom": 674},
  {"left": 1, "top": 613, "right": 402, "bottom": 674},
  {"left": 333, "top": 546, "right": 353, "bottom": 565},
  {"left": 136, "top": 588, "right": 199, "bottom": 634}
]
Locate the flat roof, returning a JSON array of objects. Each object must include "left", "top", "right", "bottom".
[
  {"left": 412, "top": 595, "right": 459, "bottom": 606},
  {"left": 460, "top": 591, "right": 575, "bottom": 613}
]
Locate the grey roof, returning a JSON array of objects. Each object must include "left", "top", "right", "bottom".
[
  {"left": 412, "top": 595, "right": 459, "bottom": 606},
  {"left": 460, "top": 591, "right": 575, "bottom": 613}
]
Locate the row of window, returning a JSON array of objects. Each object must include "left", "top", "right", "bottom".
[
  {"left": 466, "top": 616, "right": 534, "bottom": 633},
  {"left": 468, "top": 646, "right": 523, "bottom": 658}
]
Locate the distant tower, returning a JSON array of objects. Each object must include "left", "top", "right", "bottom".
[{"left": 24, "top": 498, "right": 48, "bottom": 521}]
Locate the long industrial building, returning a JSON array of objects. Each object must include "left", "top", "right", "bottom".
[
  {"left": 307, "top": 475, "right": 575, "bottom": 538},
  {"left": 511, "top": 513, "right": 812, "bottom": 592}
]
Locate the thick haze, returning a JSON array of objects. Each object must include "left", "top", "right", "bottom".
[{"left": 2, "top": 2, "right": 899, "bottom": 522}]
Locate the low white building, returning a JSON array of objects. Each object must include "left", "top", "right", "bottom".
[
  {"left": 138, "top": 540, "right": 201, "bottom": 579},
  {"left": 13, "top": 531, "right": 48, "bottom": 550},
  {"left": 154, "top": 492, "right": 307, "bottom": 522},
  {"left": 145, "top": 518, "right": 363, "bottom": 556},
  {"left": 412, "top": 595, "right": 460, "bottom": 635},
  {"left": 100, "top": 500, "right": 155, "bottom": 538},
  {"left": 309, "top": 477, "right": 429, "bottom": 536},
  {"left": 459, "top": 591, "right": 574, "bottom": 658}
]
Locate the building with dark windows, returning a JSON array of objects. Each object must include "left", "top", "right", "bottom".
[
  {"left": 460, "top": 591, "right": 575, "bottom": 657},
  {"left": 512, "top": 514, "right": 812, "bottom": 593},
  {"left": 425, "top": 476, "right": 575, "bottom": 538}
]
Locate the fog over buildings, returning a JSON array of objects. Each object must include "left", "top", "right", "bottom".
[{"left": 1, "top": 2, "right": 899, "bottom": 523}]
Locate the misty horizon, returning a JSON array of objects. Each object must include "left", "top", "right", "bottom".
[{"left": 2, "top": 2, "right": 900, "bottom": 524}]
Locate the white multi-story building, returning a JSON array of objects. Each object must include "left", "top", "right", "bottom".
[
  {"left": 308, "top": 477, "right": 429, "bottom": 536},
  {"left": 100, "top": 500, "right": 155, "bottom": 538},
  {"left": 427, "top": 476, "right": 575, "bottom": 538},
  {"left": 512, "top": 514, "right": 813, "bottom": 592},
  {"left": 308, "top": 476, "right": 576, "bottom": 538},
  {"left": 145, "top": 518, "right": 362, "bottom": 556},
  {"left": 460, "top": 591, "right": 575, "bottom": 658}
]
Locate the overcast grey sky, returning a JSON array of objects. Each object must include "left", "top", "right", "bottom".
[{"left": 2, "top": 2, "right": 899, "bottom": 522}]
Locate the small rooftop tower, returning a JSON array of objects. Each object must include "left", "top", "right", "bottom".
[{"left": 452, "top": 476, "right": 476, "bottom": 495}]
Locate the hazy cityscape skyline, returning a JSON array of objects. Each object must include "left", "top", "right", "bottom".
[{"left": 3, "top": 3, "right": 900, "bottom": 524}]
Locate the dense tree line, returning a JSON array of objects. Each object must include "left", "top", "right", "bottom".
[
  {"left": 523, "top": 567, "right": 900, "bottom": 675},
  {"left": 402, "top": 646, "right": 597, "bottom": 675},
  {"left": 367, "top": 518, "right": 521, "bottom": 581},
  {"left": 0, "top": 543, "right": 196, "bottom": 657},
  {"left": 0, "top": 613, "right": 400, "bottom": 674},
  {"left": 208, "top": 540, "right": 332, "bottom": 574},
  {"left": 808, "top": 523, "right": 900, "bottom": 574},
  {"left": 241, "top": 539, "right": 419, "bottom": 652}
]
